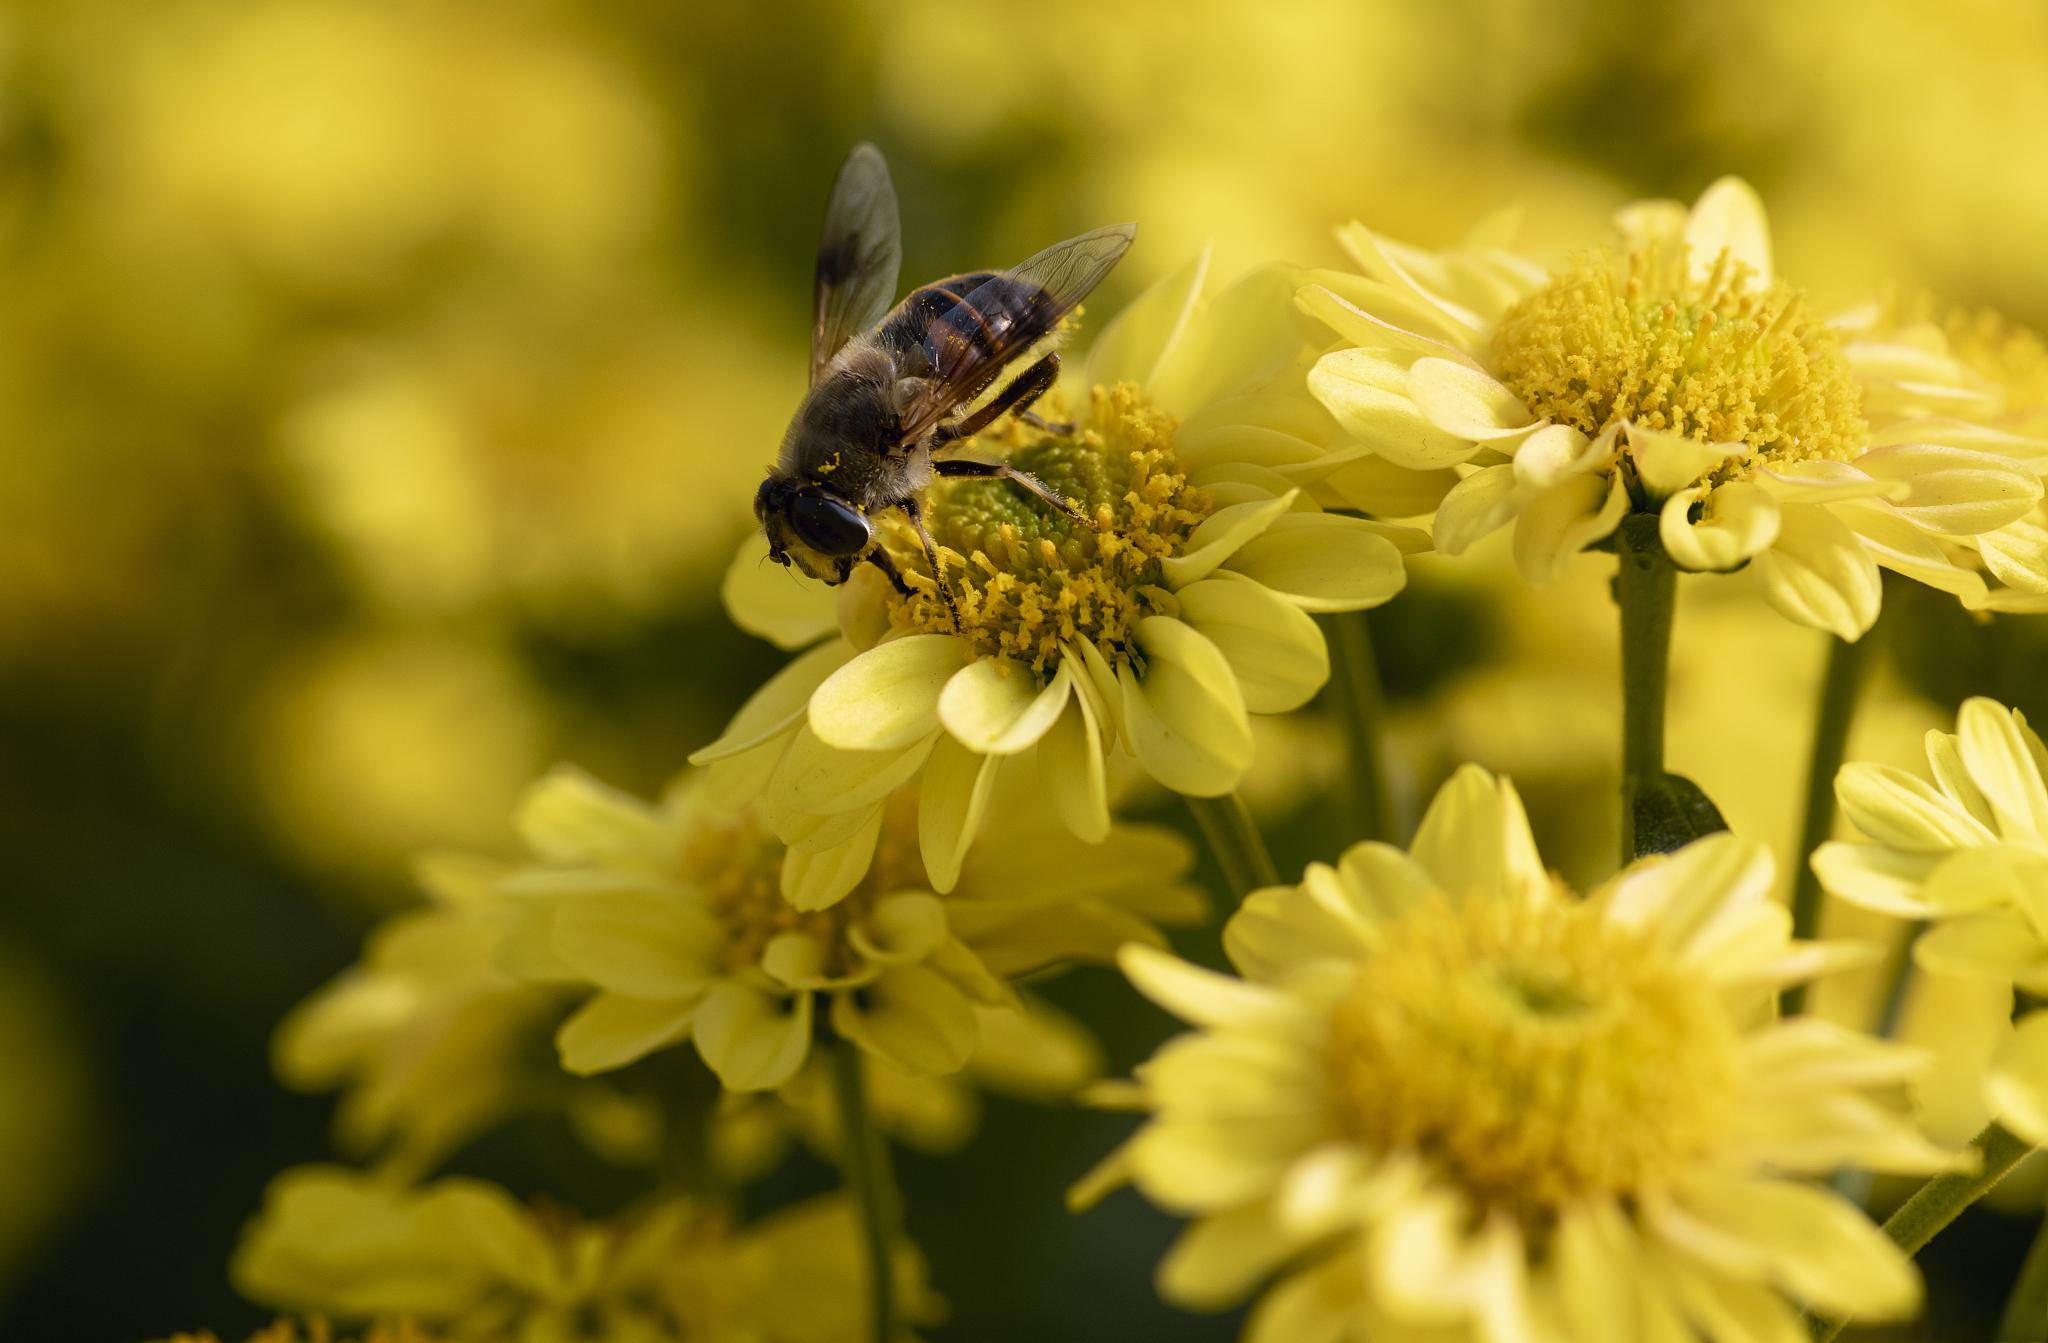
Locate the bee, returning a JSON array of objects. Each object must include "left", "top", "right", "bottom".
[{"left": 755, "top": 143, "right": 1136, "bottom": 619}]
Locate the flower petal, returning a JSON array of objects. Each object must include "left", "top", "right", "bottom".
[
  {"left": 1854, "top": 444, "right": 2043, "bottom": 536},
  {"left": 830, "top": 964, "right": 978, "bottom": 1075},
  {"left": 1219, "top": 512, "right": 1407, "bottom": 612},
  {"left": 1629, "top": 423, "right": 1747, "bottom": 499},
  {"left": 552, "top": 890, "right": 722, "bottom": 998},
  {"left": 1957, "top": 697, "right": 2048, "bottom": 838},
  {"left": 1308, "top": 348, "right": 1488, "bottom": 470},
  {"left": 693, "top": 982, "right": 813, "bottom": 1090},
  {"left": 1119, "top": 943, "right": 1301, "bottom": 1030},
  {"left": 1410, "top": 764, "right": 1546, "bottom": 903},
  {"left": 1659, "top": 482, "right": 1780, "bottom": 572},
  {"left": 1512, "top": 471, "right": 1627, "bottom": 586},
  {"left": 556, "top": 993, "right": 699, "bottom": 1076},
  {"left": 1176, "top": 576, "right": 1329, "bottom": 714},
  {"left": 721, "top": 534, "right": 839, "bottom": 650},
  {"left": 1753, "top": 502, "right": 1883, "bottom": 641},
  {"left": 1834, "top": 762, "right": 1997, "bottom": 850},
  {"left": 780, "top": 805, "right": 883, "bottom": 911},
  {"left": 1670, "top": 1175, "right": 1920, "bottom": 1320},
  {"left": 514, "top": 767, "right": 666, "bottom": 865},
  {"left": 1407, "top": 357, "right": 1535, "bottom": 442},
  {"left": 1161, "top": 491, "right": 1298, "bottom": 587},
  {"left": 1119, "top": 617, "right": 1253, "bottom": 797},
  {"left": 918, "top": 732, "right": 999, "bottom": 894},
  {"left": 1988, "top": 1011, "right": 2048, "bottom": 1145},
  {"left": 1157, "top": 1202, "right": 1299, "bottom": 1311},
  {"left": 809, "top": 634, "right": 969, "bottom": 752},
  {"left": 1083, "top": 245, "right": 1208, "bottom": 392},
  {"left": 936, "top": 658, "right": 1071, "bottom": 757},
  {"left": 1038, "top": 686, "right": 1110, "bottom": 843},
  {"left": 689, "top": 640, "right": 854, "bottom": 764},
  {"left": 1684, "top": 177, "right": 1772, "bottom": 287},
  {"left": 1434, "top": 464, "right": 1522, "bottom": 556}
]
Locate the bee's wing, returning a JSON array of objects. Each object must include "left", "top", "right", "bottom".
[
  {"left": 896, "top": 223, "right": 1137, "bottom": 442},
  {"left": 811, "top": 143, "right": 902, "bottom": 383}
]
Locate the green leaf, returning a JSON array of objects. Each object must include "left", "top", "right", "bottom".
[{"left": 1626, "top": 770, "right": 1730, "bottom": 859}]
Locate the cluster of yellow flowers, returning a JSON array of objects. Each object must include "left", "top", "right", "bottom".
[{"left": 210, "top": 178, "right": 2048, "bottom": 1343}]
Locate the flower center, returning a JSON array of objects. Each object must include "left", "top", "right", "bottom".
[
  {"left": 1490, "top": 244, "right": 1866, "bottom": 471},
  {"left": 680, "top": 798, "right": 927, "bottom": 974},
  {"left": 884, "top": 383, "right": 1213, "bottom": 676},
  {"left": 1325, "top": 890, "right": 1738, "bottom": 1220}
]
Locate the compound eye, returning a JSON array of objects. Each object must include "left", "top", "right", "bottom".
[{"left": 787, "top": 491, "right": 872, "bottom": 557}]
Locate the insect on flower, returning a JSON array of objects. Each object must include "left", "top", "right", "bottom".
[{"left": 754, "top": 143, "right": 1136, "bottom": 622}]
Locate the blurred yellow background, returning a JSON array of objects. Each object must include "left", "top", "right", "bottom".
[{"left": 4, "top": 1, "right": 2047, "bottom": 1338}]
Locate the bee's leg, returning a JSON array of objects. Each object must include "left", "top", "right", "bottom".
[
  {"left": 899, "top": 496, "right": 961, "bottom": 629},
  {"left": 932, "top": 456, "right": 1101, "bottom": 532},
  {"left": 931, "top": 353, "right": 1064, "bottom": 446},
  {"left": 1016, "top": 408, "right": 1073, "bottom": 435},
  {"left": 861, "top": 545, "right": 914, "bottom": 596}
]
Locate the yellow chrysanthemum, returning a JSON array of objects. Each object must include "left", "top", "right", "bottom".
[
  {"left": 1079, "top": 765, "right": 1959, "bottom": 1342},
  {"left": 498, "top": 765, "right": 1196, "bottom": 1092},
  {"left": 1815, "top": 696, "right": 2048, "bottom": 1144},
  {"left": 1834, "top": 298, "right": 2048, "bottom": 615},
  {"left": 707, "top": 256, "right": 1421, "bottom": 866},
  {"left": 233, "top": 1166, "right": 935, "bottom": 1343},
  {"left": 1302, "top": 179, "right": 2045, "bottom": 640}
]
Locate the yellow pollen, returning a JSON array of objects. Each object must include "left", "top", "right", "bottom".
[
  {"left": 682, "top": 797, "right": 928, "bottom": 975},
  {"left": 1325, "top": 890, "right": 1738, "bottom": 1222},
  {"left": 1490, "top": 243, "right": 1867, "bottom": 476},
  {"left": 884, "top": 383, "right": 1213, "bottom": 676}
]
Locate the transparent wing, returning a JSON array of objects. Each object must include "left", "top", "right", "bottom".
[
  {"left": 896, "top": 223, "right": 1136, "bottom": 441},
  {"left": 811, "top": 143, "right": 902, "bottom": 382}
]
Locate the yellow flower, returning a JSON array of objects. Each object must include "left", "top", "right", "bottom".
[
  {"left": 1834, "top": 298, "right": 2048, "bottom": 615},
  {"left": 233, "top": 1166, "right": 935, "bottom": 1343},
  {"left": 273, "top": 850, "right": 562, "bottom": 1175},
  {"left": 1080, "top": 766, "right": 1957, "bottom": 1341},
  {"left": 1302, "top": 180, "right": 2044, "bottom": 640},
  {"left": 503, "top": 765, "right": 1198, "bottom": 1091},
  {"left": 707, "top": 256, "right": 1420, "bottom": 867},
  {"left": 1815, "top": 696, "right": 2048, "bottom": 1144}
]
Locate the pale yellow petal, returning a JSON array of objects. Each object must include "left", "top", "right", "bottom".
[
  {"left": 1175, "top": 576, "right": 1329, "bottom": 714},
  {"left": 1161, "top": 491, "right": 1298, "bottom": 587},
  {"left": 1958, "top": 697, "right": 2048, "bottom": 837},
  {"left": 780, "top": 806, "right": 883, "bottom": 911},
  {"left": 1308, "top": 348, "right": 1488, "bottom": 470},
  {"left": 556, "top": 993, "right": 699, "bottom": 1076},
  {"left": 1241, "top": 1250, "right": 1360, "bottom": 1343},
  {"left": 1156, "top": 1202, "right": 1298, "bottom": 1310},
  {"left": 1406, "top": 357, "right": 1535, "bottom": 441},
  {"left": 1629, "top": 423, "right": 1747, "bottom": 499},
  {"left": 1684, "top": 177, "right": 1772, "bottom": 286},
  {"left": 1219, "top": 512, "right": 1407, "bottom": 612},
  {"left": 1670, "top": 1176, "right": 1920, "bottom": 1319},
  {"left": 937, "top": 658, "right": 1071, "bottom": 755},
  {"left": 808, "top": 634, "right": 968, "bottom": 752},
  {"left": 514, "top": 766, "right": 665, "bottom": 865},
  {"left": 693, "top": 982, "right": 813, "bottom": 1091},
  {"left": 551, "top": 889, "right": 721, "bottom": 998},
  {"left": 689, "top": 640, "right": 854, "bottom": 764},
  {"left": 1118, "top": 943, "right": 1301, "bottom": 1030},
  {"left": 1083, "top": 246, "right": 1208, "bottom": 393},
  {"left": 1987, "top": 1011, "right": 2048, "bottom": 1145},
  {"left": 830, "top": 964, "right": 978, "bottom": 1075},
  {"left": 721, "top": 533, "right": 839, "bottom": 650},
  {"left": 1038, "top": 687, "right": 1110, "bottom": 843},
  {"left": 1659, "top": 482, "right": 1779, "bottom": 572},
  {"left": 917, "top": 733, "right": 999, "bottom": 894},
  {"left": 1854, "top": 443, "right": 2043, "bottom": 536},
  {"left": 1433, "top": 464, "right": 1522, "bottom": 556},
  {"left": 1512, "top": 470, "right": 1627, "bottom": 587},
  {"left": 1119, "top": 617, "right": 1253, "bottom": 797},
  {"left": 1834, "top": 762, "right": 1997, "bottom": 850},
  {"left": 1810, "top": 842, "right": 1944, "bottom": 918},
  {"left": 1753, "top": 502, "right": 1883, "bottom": 641},
  {"left": 1409, "top": 764, "right": 1546, "bottom": 904}
]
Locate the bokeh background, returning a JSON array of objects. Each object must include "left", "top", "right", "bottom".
[{"left": 6, "top": 1, "right": 2048, "bottom": 1338}]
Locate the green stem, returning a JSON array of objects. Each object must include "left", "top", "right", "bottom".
[
  {"left": 828, "top": 1037, "right": 899, "bottom": 1343},
  {"left": 1185, "top": 792, "right": 1281, "bottom": 898},
  {"left": 1999, "top": 1212, "right": 2048, "bottom": 1343},
  {"left": 1323, "top": 611, "right": 1396, "bottom": 843},
  {"left": 1614, "top": 516, "right": 1676, "bottom": 865},
  {"left": 1807, "top": 1122, "right": 2035, "bottom": 1343},
  {"left": 1783, "top": 631, "right": 1878, "bottom": 1015}
]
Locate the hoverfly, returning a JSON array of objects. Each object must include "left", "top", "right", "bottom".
[{"left": 754, "top": 143, "right": 1136, "bottom": 619}]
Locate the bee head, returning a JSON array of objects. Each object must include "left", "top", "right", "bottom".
[{"left": 755, "top": 476, "right": 872, "bottom": 583}]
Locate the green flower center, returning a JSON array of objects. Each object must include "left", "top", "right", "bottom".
[
  {"left": 884, "top": 383, "right": 1213, "bottom": 676},
  {"left": 1490, "top": 244, "right": 1867, "bottom": 472},
  {"left": 1325, "top": 890, "right": 1739, "bottom": 1220}
]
